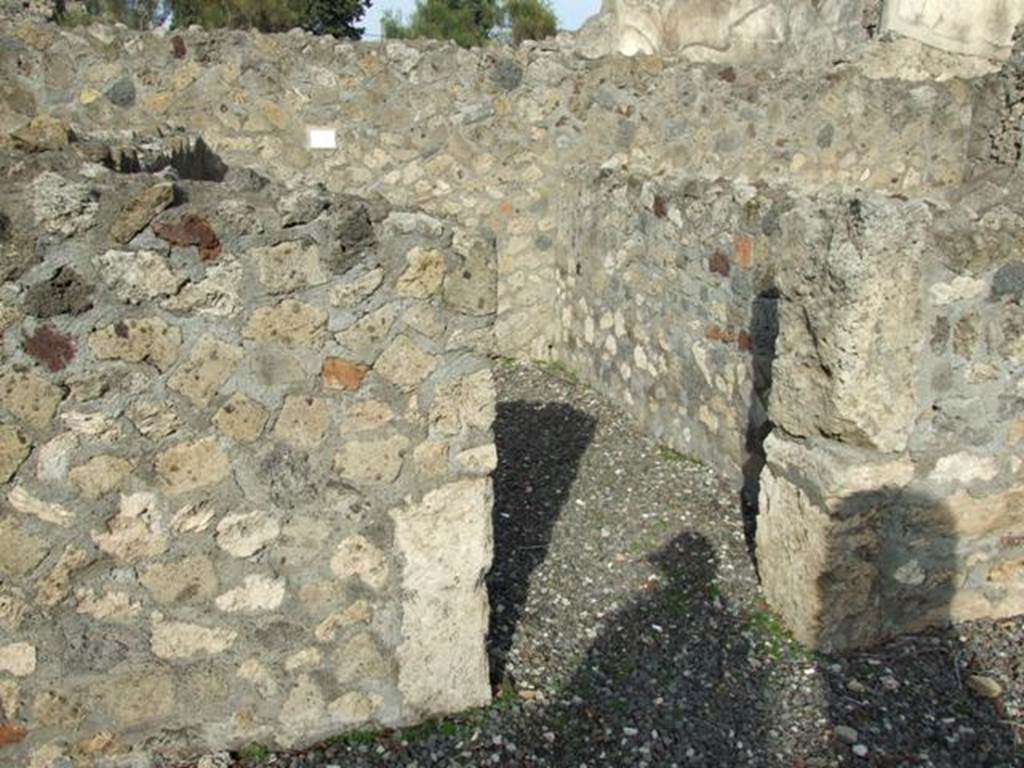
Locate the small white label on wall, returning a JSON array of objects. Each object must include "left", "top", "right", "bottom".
[{"left": 308, "top": 128, "right": 337, "bottom": 150}]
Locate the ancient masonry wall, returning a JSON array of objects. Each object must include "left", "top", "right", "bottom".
[
  {"left": 556, "top": 169, "right": 1024, "bottom": 650},
  {"left": 0, "top": 131, "right": 497, "bottom": 764},
  {"left": 0, "top": 13, "right": 1022, "bottom": 765},
  {"left": 0, "top": 17, "right": 976, "bottom": 363}
]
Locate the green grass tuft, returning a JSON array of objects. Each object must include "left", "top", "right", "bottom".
[
  {"left": 236, "top": 744, "right": 271, "bottom": 764},
  {"left": 656, "top": 446, "right": 705, "bottom": 467},
  {"left": 746, "top": 602, "right": 811, "bottom": 661},
  {"left": 328, "top": 729, "right": 379, "bottom": 747},
  {"left": 532, "top": 359, "right": 578, "bottom": 383}
]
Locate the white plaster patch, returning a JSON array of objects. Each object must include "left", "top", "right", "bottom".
[{"left": 308, "top": 127, "right": 337, "bottom": 149}]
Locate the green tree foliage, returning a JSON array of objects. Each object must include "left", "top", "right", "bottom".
[
  {"left": 169, "top": 0, "right": 303, "bottom": 32},
  {"left": 172, "top": 0, "right": 371, "bottom": 36},
  {"left": 505, "top": 0, "right": 555, "bottom": 45},
  {"left": 384, "top": 0, "right": 524, "bottom": 48},
  {"left": 56, "top": 0, "right": 167, "bottom": 29},
  {"left": 305, "top": 0, "right": 372, "bottom": 38},
  {"left": 56, "top": 0, "right": 372, "bottom": 37}
]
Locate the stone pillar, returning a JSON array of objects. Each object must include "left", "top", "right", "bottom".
[
  {"left": 757, "top": 185, "right": 1024, "bottom": 650},
  {"left": 756, "top": 193, "right": 932, "bottom": 650}
]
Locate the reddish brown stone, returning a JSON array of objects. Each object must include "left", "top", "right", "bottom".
[
  {"left": 171, "top": 35, "right": 187, "bottom": 59},
  {"left": 653, "top": 195, "right": 668, "bottom": 219},
  {"left": 704, "top": 324, "right": 738, "bottom": 344},
  {"left": 322, "top": 358, "right": 369, "bottom": 391},
  {"left": 0, "top": 723, "right": 27, "bottom": 747},
  {"left": 737, "top": 330, "right": 753, "bottom": 352},
  {"left": 708, "top": 252, "right": 731, "bottom": 277},
  {"left": 152, "top": 215, "right": 221, "bottom": 261},
  {"left": 24, "top": 324, "right": 76, "bottom": 372},
  {"left": 735, "top": 236, "right": 754, "bottom": 269},
  {"left": 498, "top": 200, "right": 514, "bottom": 216}
]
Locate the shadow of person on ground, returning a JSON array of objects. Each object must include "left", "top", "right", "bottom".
[
  {"left": 488, "top": 400, "right": 597, "bottom": 687},
  {"left": 820, "top": 489, "right": 1019, "bottom": 766},
  {"left": 509, "top": 531, "right": 769, "bottom": 766}
]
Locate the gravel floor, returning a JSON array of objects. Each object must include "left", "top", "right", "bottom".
[{"left": 224, "top": 361, "right": 1022, "bottom": 768}]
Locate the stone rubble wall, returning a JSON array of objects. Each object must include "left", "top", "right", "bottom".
[
  {"left": 0, "top": 130, "right": 497, "bottom": 765},
  {"left": 555, "top": 166, "right": 1024, "bottom": 651},
  {"left": 0, "top": 12, "right": 1022, "bottom": 762},
  {"left": 0, "top": 17, "right": 979, "bottom": 363}
]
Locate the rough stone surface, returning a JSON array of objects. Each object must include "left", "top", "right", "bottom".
[
  {"left": 0, "top": 426, "right": 31, "bottom": 483},
  {"left": 396, "top": 479, "right": 493, "bottom": 719},
  {"left": 0, "top": 518, "right": 49, "bottom": 575},
  {"left": 168, "top": 335, "right": 243, "bottom": 406},
  {"left": 215, "top": 511, "right": 281, "bottom": 558},
  {"left": 110, "top": 182, "right": 175, "bottom": 244},
  {"left": 150, "top": 620, "right": 237, "bottom": 659},
  {"left": 95, "top": 248, "right": 186, "bottom": 303},
  {"left": 89, "top": 318, "right": 181, "bottom": 371},
  {"left": 0, "top": 642, "right": 36, "bottom": 677},
  {"left": 92, "top": 492, "right": 169, "bottom": 563},
  {"left": 141, "top": 555, "right": 219, "bottom": 604},
  {"left": 330, "top": 535, "right": 389, "bottom": 590},
  {"left": 243, "top": 299, "right": 327, "bottom": 346},
  {"left": 272, "top": 396, "right": 331, "bottom": 448},
  {"left": 31, "top": 172, "right": 97, "bottom": 237},
  {"left": 214, "top": 574, "right": 287, "bottom": 612},
  {"left": 23, "top": 266, "right": 93, "bottom": 318},
  {"left": 0, "top": 11, "right": 1020, "bottom": 765},
  {"left": 155, "top": 438, "right": 231, "bottom": 495},
  {"left": 334, "top": 435, "right": 410, "bottom": 486},
  {"left": 11, "top": 114, "right": 69, "bottom": 152},
  {"left": 374, "top": 336, "right": 437, "bottom": 390},
  {"left": 255, "top": 240, "right": 328, "bottom": 293},
  {"left": 68, "top": 454, "right": 133, "bottom": 499},
  {"left": 212, "top": 394, "right": 268, "bottom": 442}
]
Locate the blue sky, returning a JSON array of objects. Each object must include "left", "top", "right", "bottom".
[{"left": 361, "top": 0, "right": 602, "bottom": 37}]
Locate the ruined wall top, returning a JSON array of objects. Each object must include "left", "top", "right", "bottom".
[
  {"left": 575, "top": 0, "right": 873, "bottom": 63},
  {"left": 578, "top": 0, "right": 1024, "bottom": 62}
]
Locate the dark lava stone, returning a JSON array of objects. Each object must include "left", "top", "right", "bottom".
[{"left": 24, "top": 265, "right": 94, "bottom": 318}]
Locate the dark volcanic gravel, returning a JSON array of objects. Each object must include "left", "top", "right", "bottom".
[{"left": 219, "top": 362, "right": 1022, "bottom": 768}]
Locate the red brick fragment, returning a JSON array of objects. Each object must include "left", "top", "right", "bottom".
[
  {"left": 704, "top": 324, "right": 738, "bottom": 344},
  {"left": 322, "top": 358, "right": 369, "bottom": 391},
  {"left": 735, "top": 236, "right": 754, "bottom": 269},
  {"left": 152, "top": 214, "right": 221, "bottom": 261},
  {"left": 0, "top": 724, "right": 27, "bottom": 747},
  {"left": 24, "top": 324, "right": 76, "bottom": 372}
]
